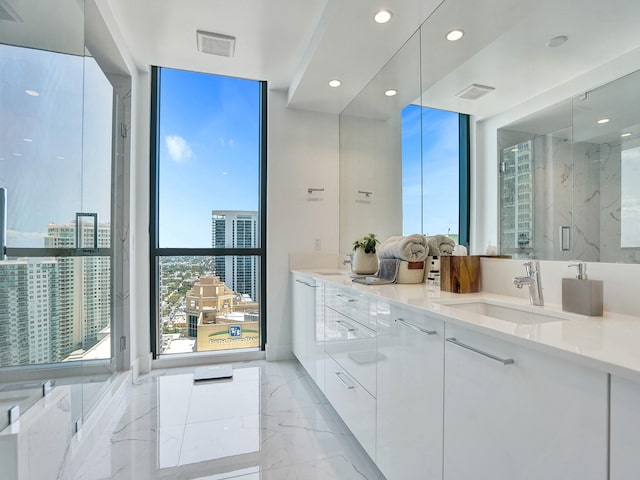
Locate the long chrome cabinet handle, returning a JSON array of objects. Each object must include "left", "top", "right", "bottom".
[
  {"left": 446, "top": 337, "right": 515, "bottom": 365},
  {"left": 335, "top": 372, "right": 356, "bottom": 390},
  {"left": 295, "top": 279, "right": 318, "bottom": 287},
  {"left": 335, "top": 320, "right": 356, "bottom": 332},
  {"left": 395, "top": 318, "right": 437, "bottom": 335}
]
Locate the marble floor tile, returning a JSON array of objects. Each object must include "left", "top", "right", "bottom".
[{"left": 69, "top": 359, "right": 384, "bottom": 479}]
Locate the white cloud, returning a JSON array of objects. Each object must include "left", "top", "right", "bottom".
[
  {"left": 218, "top": 137, "right": 236, "bottom": 149},
  {"left": 165, "top": 135, "right": 194, "bottom": 163}
]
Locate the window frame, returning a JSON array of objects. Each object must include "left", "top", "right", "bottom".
[{"left": 149, "top": 66, "right": 267, "bottom": 359}]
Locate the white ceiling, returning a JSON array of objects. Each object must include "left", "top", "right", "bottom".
[
  {"left": 5, "top": 0, "right": 640, "bottom": 120},
  {"left": 103, "top": 0, "right": 448, "bottom": 114},
  {"left": 101, "top": 0, "right": 640, "bottom": 119}
]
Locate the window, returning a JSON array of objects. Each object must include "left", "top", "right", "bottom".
[
  {"left": 150, "top": 67, "right": 266, "bottom": 357},
  {"left": 401, "top": 105, "right": 469, "bottom": 244}
]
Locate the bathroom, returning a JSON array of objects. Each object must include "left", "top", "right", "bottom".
[{"left": 2, "top": 0, "right": 640, "bottom": 478}]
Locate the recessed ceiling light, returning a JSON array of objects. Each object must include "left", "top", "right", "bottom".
[
  {"left": 0, "top": 157, "right": 5, "bottom": 161},
  {"left": 328, "top": 79, "right": 342, "bottom": 88},
  {"left": 12, "top": 152, "right": 22, "bottom": 157},
  {"left": 23, "top": 138, "right": 32, "bottom": 142},
  {"left": 446, "top": 29, "right": 464, "bottom": 41},
  {"left": 25, "top": 89, "right": 39, "bottom": 97},
  {"left": 56, "top": 156, "right": 65, "bottom": 160},
  {"left": 384, "top": 89, "right": 397, "bottom": 97},
  {"left": 597, "top": 118, "right": 610, "bottom": 124},
  {"left": 546, "top": 35, "right": 568, "bottom": 48},
  {"left": 374, "top": 9, "right": 392, "bottom": 24},
  {"left": 621, "top": 133, "right": 632, "bottom": 138}
]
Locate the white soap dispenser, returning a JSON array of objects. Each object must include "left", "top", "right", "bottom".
[{"left": 561, "top": 262, "right": 603, "bottom": 316}]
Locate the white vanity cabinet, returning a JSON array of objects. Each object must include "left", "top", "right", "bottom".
[
  {"left": 324, "top": 283, "right": 377, "bottom": 460},
  {"left": 443, "top": 324, "right": 608, "bottom": 480},
  {"left": 610, "top": 375, "right": 640, "bottom": 479},
  {"left": 291, "top": 273, "right": 325, "bottom": 392},
  {"left": 376, "top": 301, "right": 444, "bottom": 480}
]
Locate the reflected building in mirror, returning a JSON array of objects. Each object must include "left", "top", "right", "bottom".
[{"left": 500, "top": 141, "right": 534, "bottom": 256}]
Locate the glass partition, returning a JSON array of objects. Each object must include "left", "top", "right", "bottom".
[{"left": 0, "top": 0, "right": 119, "bottom": 434}]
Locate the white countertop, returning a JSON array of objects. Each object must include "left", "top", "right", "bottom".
[{"left": 293, "top": 268, "right": 640, "bottom": 383}]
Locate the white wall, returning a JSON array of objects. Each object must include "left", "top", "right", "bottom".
[
  {"left": 266, "top": 91, "right": 340, "bottom": 360},
  {"left": 339, "top": 114, "right": 403, "bottom": 254}
]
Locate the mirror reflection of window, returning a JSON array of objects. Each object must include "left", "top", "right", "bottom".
[
  {"left": 621, "top": 146, "right": 640, "bottom": 248},
  {"left": 500, "top": 141, "right": 534, "bottom": 251},
  {"left": 401, "top": 105, "right": 460, "bottom": 241}
]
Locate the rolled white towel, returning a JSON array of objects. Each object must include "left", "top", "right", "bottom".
[
  {"left": 378, "top": 234, "right": 429, "bottom": 262},
  {"left": 425, "top": 234, "right": 456, "bottom": 256}
]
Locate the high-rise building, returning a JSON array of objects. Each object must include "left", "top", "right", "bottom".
[
  {"left": 211, "top": 210, "right": 258, "bottom": 302},
  {"left": 185, "top": 275, "right": 235, "bottom": 337},
  {"left": 0, "top": 258, "right": 59, "bottom": 366},
  {"left": 45, "top": 220, "right": 111, "bottom": 359},
  {"left": 501, "top": 141, "right": 534, "bottom": 252}
]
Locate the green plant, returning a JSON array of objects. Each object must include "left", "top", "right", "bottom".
[{"left": 353, "top": 233, "right": 379, "bottom": 254}]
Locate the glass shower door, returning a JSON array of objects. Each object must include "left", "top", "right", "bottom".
[{"left": 0, "top": 43, "right": 115, "bottom": 431}]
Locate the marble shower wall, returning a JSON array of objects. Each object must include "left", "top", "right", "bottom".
[{"left": 570, "top": 139, "right": 600, "bottom": 262}]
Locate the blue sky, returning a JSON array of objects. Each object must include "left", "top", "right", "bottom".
[
  {"left": 402, "top": 104, "right": 460, "bottom": 237},
  {"left": 158, "top": 68, "right": 260, "bottom": 247}
]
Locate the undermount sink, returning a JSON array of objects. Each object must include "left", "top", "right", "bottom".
[{"left": 439, "top": 300, "right": 574, "bottom": 325}]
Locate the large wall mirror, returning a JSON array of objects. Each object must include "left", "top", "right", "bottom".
[
  {"left": 498, "top": 69, "right": 640, "bottom": 263},
  {"left": 339, "top": 0, "right": 640, "bottom": 263}
]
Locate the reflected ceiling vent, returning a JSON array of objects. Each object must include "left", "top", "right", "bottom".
[
  {"left": 0, "top": 0, "right": 23, "bottom": 22},
  {"left": 197, "top": 30, "right": 236, "bottom": 57},
  {"left": 456, "top": 83, "right": 495, "bottom": 100}
]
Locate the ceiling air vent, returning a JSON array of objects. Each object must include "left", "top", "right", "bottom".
[
  {"left": 456, "top": 83, "right": 495, "bottom": 100},
  {"left": 0, "top": 0, "right": 23, "bottom": 22},
  {"left": 196, "top": 30, "right": 236, "bottom": 58}
]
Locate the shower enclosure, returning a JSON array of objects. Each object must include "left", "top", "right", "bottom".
[{"left": 0, "top": 0, "right": 126, "bottom": 441}]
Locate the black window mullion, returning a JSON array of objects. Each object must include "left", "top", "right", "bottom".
[
  {"left": 259, "top": 80, "right": 268, "bottom": 350},
  {"left": 149, "top": 66, "right": 160, "bottom": 359},
  {"left": 154, "top": 248, "right": 262, "bottom": 257},
  {"left": 459, "top": 113, "right": 471, "bottom": 248}
]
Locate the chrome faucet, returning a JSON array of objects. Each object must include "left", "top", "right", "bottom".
[{"left": 513, "top": 260, "right": 544, "bottom": 306}]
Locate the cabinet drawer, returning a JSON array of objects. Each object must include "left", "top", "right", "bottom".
[
  {"left": 325, "top": 284, "right": 375, "bottom": 330},
  {"left": 325, "top": 307, "right": 377, "bottom": 395},
  {"left": 325, "top": 355, "right": 376, "bottom": 460}
]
